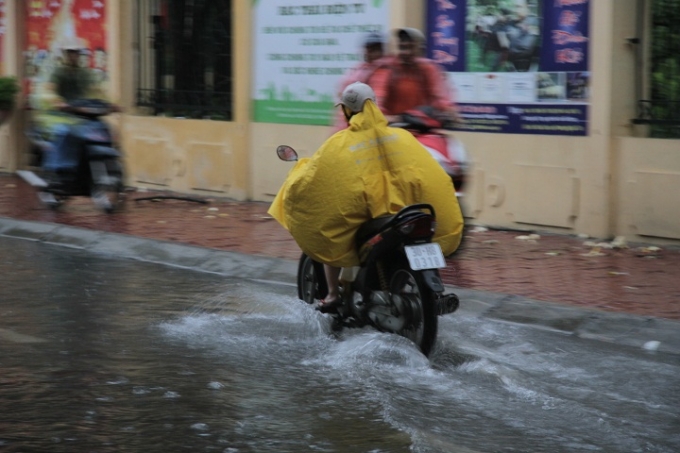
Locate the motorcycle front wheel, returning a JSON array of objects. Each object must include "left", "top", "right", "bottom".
[{"left": 389, "top": 267, "right": 438, "bottom": 356}]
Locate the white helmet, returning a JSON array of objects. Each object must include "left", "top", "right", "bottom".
[
  {"left": 336, "top": 82, "right": 376, "bottom": 114},
  {"left": 60, "top": 36, "right": 86, "bottom": 52}
]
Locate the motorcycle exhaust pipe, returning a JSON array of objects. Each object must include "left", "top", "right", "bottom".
[{"left": 436, "top": 293, "right": 460, "bottom": 316}]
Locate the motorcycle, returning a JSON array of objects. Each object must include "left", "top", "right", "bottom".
[
  {"left": 478, "top": 14, "right": 541, "bottom": 72},
  {"left": 390, "top": 106, "right": 468, "bottom": 197},
  {"left": 20, "top": 99, "right": 125, "bottom": 213},
  {"left": 277, "top": 145, "right": 460, "bottom": 357}
]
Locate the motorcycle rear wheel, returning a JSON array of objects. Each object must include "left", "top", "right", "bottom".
[
  {"left": 297, "top": 253, "right": 329, "bottom": 303},
  {"left": 91, "top": 181, "right": 125, "bottom": 213},
  {"left": 91, "top": 162, "right": 125, "bottom": 213},
  {"left": 389, "top": 268, "right": 438, "bottom": 356}
]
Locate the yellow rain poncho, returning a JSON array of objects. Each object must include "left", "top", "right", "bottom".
[{"left": 268, "top": 100, "right": 464, "bottom": 267}]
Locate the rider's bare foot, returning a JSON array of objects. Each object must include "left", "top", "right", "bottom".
[{"left": 316, "top": 297, "right": 342, "bottom": 313}]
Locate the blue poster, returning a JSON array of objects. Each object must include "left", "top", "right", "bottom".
[
  {"left": 426, "top": 0, "right": 466, "bottom": 72},
  {"left": 540, "top": 0, "right": 590, "bottom": 72},
  {"left": 455, "top": 103, "right": 588, "bottom": 136},
  {"left": 425, "top": 0, "right": 590, "bottom": 136}
]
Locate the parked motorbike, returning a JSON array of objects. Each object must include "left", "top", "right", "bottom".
[
  {"left": 277, "top": 145, "right": 460, "bottom": 357},
  {"left": 390, "top": 106, "right": 468, "bottom": 196},
  {"left": 20, "top": 99, "right": 125, "bottom": 213}
]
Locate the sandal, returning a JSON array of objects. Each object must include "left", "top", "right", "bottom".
[{"left": 316, "top": 297, "right": 342, "bottom": 314}]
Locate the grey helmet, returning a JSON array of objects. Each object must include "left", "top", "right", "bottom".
[
  {"left": 396, "top": 27, "right": 426, "bottom": 52},
  {"left": 336, "top": 82, "right": 376, "bottom": 114}
]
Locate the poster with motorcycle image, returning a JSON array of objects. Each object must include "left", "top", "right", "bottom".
[
  {"left": 427, "top": 0, "right": 590, "bottom": 136},
  {"left": 24, "top": 0, "right": 108, "bottom": 103},
  {"left": 252, "top": 0, "right": 390, "bottom": 125}
]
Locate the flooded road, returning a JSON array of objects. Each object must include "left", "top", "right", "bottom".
[{"left": 1, "top": 237, "right": 678, "bottom": 452}]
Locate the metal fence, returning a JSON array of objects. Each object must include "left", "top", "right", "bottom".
[
  {"left": 134, "top": 0, "right": 233, "bottom": 120},
  {"left": 632, "top": 0, "right": 680, "bottom": 138}
]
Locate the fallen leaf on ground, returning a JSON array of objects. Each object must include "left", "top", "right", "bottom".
[
  {"left": 638, "top": 246, "right": 662, "bottom": 253},
  {"left": 581, "top": 247, "right": 605, "bottom": 257},
  {"left": 611, "top": 236, "right": 628, "bottom": 248}
]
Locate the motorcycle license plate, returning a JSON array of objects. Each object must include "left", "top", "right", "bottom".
[{"left": 404, "top": 243, "right": 446, "bottom": 270}]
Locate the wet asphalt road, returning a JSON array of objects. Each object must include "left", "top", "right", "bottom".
[{"left": 1, "top": 236, "right": 679, "bottom": 453}]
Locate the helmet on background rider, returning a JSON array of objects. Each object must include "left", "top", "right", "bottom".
[
  {"left": 362, "top": 32, "right": 384, "bottom": 63},
  {"left": 60, "top": 36, "right": 86, "bottom": 53},
  {"left": 335, "top": 82, "right": 376, "bottom": 116},
  {"left": 364, "top": 32, "right": 384, "bottom": 49},
  {"left": 59, "top": 37, "right": 87, "bottom": 66},
  {"left": 396, "top": 27, "right": 426, "bottom": 55}
]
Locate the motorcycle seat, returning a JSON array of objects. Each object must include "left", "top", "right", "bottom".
[
  {"left": 87, "top": 145, "right": 121, "bottom": 158},
  {"left": 356, "top": 204, "right": 436, "bottom": 246},
  {"left": 355, "top": 215, "right": 394, "bottom": 245}
]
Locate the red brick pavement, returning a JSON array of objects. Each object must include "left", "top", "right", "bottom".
[{"left": 2, "top": 173, "right": 679, "bottom": 320}]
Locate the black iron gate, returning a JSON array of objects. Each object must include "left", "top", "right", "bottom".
[
  {"left": 632, "top": 0, "right": 680, "bottom": 138},
  {"left": 134, "top": 0, "right": 233, "bottom": 120}
]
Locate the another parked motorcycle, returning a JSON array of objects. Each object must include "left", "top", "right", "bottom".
[
  {"left": 20, "top": 99, "right": 125, "bottom": 213},
  {"left": 390, "top": 106, "right": 468, "bottom": 196},
  {"left": 277, "top": 145, "right": 460, "bottom": 357}
]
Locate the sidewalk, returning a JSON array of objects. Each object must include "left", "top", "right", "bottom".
[{"left": 2, "top": 173, "right": 679, "bottom": 321}]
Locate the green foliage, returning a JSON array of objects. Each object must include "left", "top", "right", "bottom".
[{"left": 0, "top": 76, "right": 20, "bottom": 111}]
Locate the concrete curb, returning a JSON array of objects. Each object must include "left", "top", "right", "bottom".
[{"left": 2, "top": 216, "right": 679, "bottom": 355}]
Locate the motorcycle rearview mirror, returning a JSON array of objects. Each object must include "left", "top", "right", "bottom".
[{"left": 276, "top": 145, "right": 298, "bottom": 162}]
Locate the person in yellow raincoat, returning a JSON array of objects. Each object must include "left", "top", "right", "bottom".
[{"left": 268, "top": 82, "right": 464, "bottom": 311}]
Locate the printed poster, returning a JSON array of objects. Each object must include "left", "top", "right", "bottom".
[
  {"left": 252, "top": 0, "right": 390, "bottom": 125},
  {"left": 24, "top": 0, "right": 108, "bottom": 101},
  {"left": 0, "top": 0, "right": 5, "bottom": 75},
  {"left": 427, "top": 0, "right": 590, "bottom": 136}
]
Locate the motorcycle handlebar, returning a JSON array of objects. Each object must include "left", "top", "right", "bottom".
[{"left": 58, "top": 100, "right": 120, "bottom": 116}]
